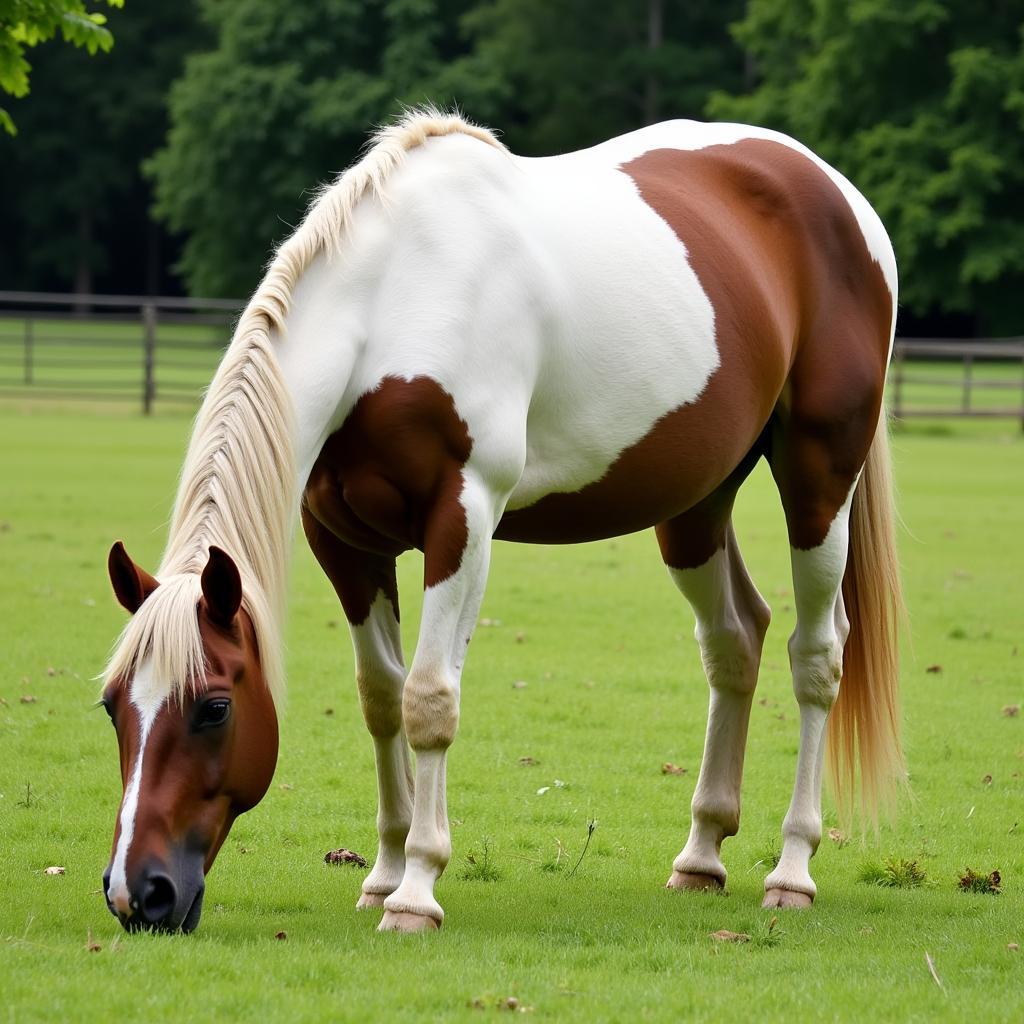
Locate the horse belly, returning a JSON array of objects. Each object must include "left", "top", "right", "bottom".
[{"left": 496, "top": 386, "right": 766, "bottom": 544}]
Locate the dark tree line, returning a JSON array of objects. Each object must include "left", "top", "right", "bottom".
[{"left": 2, "top": 0, "right": 1021, "bottom": 334}]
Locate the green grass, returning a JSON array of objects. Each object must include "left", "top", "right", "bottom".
[{"left": 1, "top": 406, "right": 1022, "bottom": 1022}]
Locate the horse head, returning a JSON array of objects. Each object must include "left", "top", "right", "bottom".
[{"left": 100, "top": 542, "right": 278, "bottom": 933}]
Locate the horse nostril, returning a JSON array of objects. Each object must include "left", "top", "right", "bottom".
[{"left": 140, "top": 873, "right": 177, "bottom": 924}]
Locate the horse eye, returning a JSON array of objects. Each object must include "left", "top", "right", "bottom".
[
  {"left": 101, "top": 699, "right": 114, "bottom": 723},
  {"left": 195, "top": 698, "right": 232, "bottom": 730}
]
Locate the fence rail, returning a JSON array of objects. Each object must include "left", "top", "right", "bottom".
[
  {"left": 2, "top": 292, "right": 1023, "bottom": 424},
  {"left": 890, "top": 338, "right": 1024, "bottom": 427},
  {"left": 0, "top": 291, "right": 240, "bottom": 413}
]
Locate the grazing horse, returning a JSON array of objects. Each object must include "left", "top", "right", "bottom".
[{"left": 100, "top": 110, "right": 902, "bottom": 934}]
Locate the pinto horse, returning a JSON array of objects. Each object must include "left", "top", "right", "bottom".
[{"left": 100, "top": 110, "right": 902, "bottom": 934}]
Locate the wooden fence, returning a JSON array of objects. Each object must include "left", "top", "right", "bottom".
[
  {"left": 2, "top": 292, "right": 1023, "bottom": 424},
  {"left": 890, "top": 338, "right": 1024, "bottom": 428},
  {"left": 0, "top": 291, "right": 239, "bottom": 413}
]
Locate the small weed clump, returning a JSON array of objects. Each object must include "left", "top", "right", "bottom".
[
  {"left": 461, "top": 838, "right": 501, "bottom": 882},
  {"left": 958, "top": 868, "right": 1001, "bottom": 895},
  {"left": 752, "top": 840, "right": 781, "bottom": 871},
  {"left": 858, "top": 857, "right": 928, "bottom": 889}
]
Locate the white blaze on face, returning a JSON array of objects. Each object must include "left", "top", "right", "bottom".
[{"left": 107, "top": 659, "right": 166, "bottom": 916}]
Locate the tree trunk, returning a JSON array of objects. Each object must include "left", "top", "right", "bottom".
[
  {"left": 73, "top": 208, "right": 93, "bottom": 314},
  {"left": 644, "top": 0, "right": 663, "bottom": 125},
  {"left": 145, "top": 218, "right": 161, "bottom": 297}
]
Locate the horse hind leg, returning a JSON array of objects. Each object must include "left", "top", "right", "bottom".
[
  {"left": 657, "top": 469, "right": 771, "bottom": 892},
  {"left": 762, "top": 354, "right": 882, "bottom": 907}
]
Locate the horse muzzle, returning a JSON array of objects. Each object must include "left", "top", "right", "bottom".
[{"left": 103, "top": 851, "right": 206, "bottom": 934}]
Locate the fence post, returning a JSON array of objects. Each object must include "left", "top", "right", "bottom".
[
  {"left": 891, "top": 343, "right": 904, "bottom": 422},
  {"left": 962, "top": 353, "right": 973, "bottom": 414},
  {"left": 142, "top": 302, "right": 157, "bottom": 415},
  {"left": 23, "top": 317, "right": 33, "bottom": 385}
]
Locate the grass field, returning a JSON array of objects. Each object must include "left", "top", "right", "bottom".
[{"left": 1, "top": 404, "right": 1022, "bottom": 1022}]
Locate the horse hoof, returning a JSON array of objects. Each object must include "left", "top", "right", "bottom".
[
  {"left": 378, "top": 910, "right": 441, "bottom": 933},
  {"left": 356, "top": 891, "right": 387, "bottom": 909},
  {"left": 666, "top": 870, "right": 724, "bottom": 892},
  {"left": 762, "top": 887, "right": 813, "bottom": 909}
]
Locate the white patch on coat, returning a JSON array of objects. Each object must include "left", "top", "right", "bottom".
[{"left": 107, "top": 659, "right": 164, "bottom": 914}]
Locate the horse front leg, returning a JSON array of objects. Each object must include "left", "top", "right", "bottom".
[
  {"left": 379, "top": 472, "right": 498, "bottom": 933},
  {"left": 301, "top": 510, "right": 414, "bottom": 909}
]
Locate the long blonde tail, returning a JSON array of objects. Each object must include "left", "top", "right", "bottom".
[{"left": 828, "top": 412, "right": 905, "bottom": 821}]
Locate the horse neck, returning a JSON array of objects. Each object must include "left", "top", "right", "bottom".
[{"left": 274, "top": 251, "right": 375, "bottom": 494}]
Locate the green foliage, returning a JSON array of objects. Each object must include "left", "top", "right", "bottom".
[
  {"left": 148, "top": 0, "right": 744, "bottom": 296},
  {"left": 710, "top": 0, "right": 1024, "bottom": 333},
  {"left": 857, "top": 857, "right": 928, "bottom": 889},
  {"left": 0, "top": 2, "right": 208, "bottom": 292},
  {"left": 0, "top": 0, "right": 123, "bottom": 133},
  {"left": 440, "top": 0, "right": 744, "bottom": 156},
  {"left": 147, "top": 0, "right": 460, "bottom": 297}
]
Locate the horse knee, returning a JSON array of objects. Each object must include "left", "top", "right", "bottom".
[
  {"left": 788, "top": 636, "right": 843, "bottom": 709},
  {"left": 697, "top": 615, "right": 766, "bottom": 697},
  {"left": 402, "top": 668, "right": 459, "bottom": 750},
  {"left": 356, "top": 668, "right": 404, "bottom": 738}
]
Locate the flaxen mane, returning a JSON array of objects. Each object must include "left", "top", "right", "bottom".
[{"left": 103, "top": 109, "right": 505, "bottom": 705}]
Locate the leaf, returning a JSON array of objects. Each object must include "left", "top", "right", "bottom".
[
  {"left": 45, "top": 866, "right": 65, "bottom": 875},
  {"left": 710, "top": 929, "right": 750, "bottom": 943},
  {"left": 661, "top": 762, "right": 687, "bottom": 775}
]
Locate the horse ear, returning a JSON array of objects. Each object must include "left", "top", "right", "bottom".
[
  {"left": 201, "top": 546, "right": 243, "bottom": 627},
  {"left": 108, "top": 541, "right": 159, "bottom": 614}
]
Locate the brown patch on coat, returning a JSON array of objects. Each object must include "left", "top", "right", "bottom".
[
  {"left": 497, "top": 139, "right": 892, "bottom": 556},
  {"left": 303, "top": 376, "right": 473, "bottom": 616},
  {"left": 302, "top": 508, "right": 400, "bottom": 626}
]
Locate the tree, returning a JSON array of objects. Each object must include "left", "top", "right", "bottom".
[
  {"left": 0, "top": 0, "right": 123, "bottom": 134},
  {"left": 440, "top": 0, "right": 744, "bottom": 156},
  {"left": 0, "top": 2, "right": 209, "bottom": 294},
  {"left": 148, "top": 0, "right": 462, "bottom": 297},
  {"left": 150, "top": 0, "right": 745, "bottom": 297},
  {"left": 710, "top": 0, "right": 1024, "bottom": 335}
]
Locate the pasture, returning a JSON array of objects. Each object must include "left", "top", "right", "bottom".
[{"left": 1, "top": 404, "right": 1022, "bottom": 1022}]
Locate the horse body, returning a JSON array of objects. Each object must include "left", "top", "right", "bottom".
[
  {"left": 283, "top": 119, "right": 893, "bottom": 547},
  {"left": 102, "top": 112, "right": 902, "bottom": 934}
]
